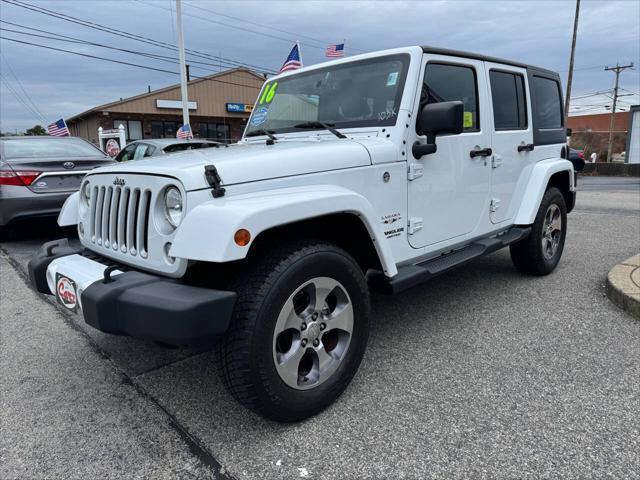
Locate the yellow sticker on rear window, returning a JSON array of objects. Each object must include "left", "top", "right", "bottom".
[{"left": 463, "top": 112, "right": 473, "bottom": 128}]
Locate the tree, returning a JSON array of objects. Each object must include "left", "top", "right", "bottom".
[{"left": 25, "top": 125, "right": 47, "bottom": 136}]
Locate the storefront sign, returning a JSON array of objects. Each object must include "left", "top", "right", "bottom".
[
  {"left": 226, "top": 103, "right": 254, "bottom": 113},
  {"left": 156, "top": 99, "right": 197, "bottom": 110}
]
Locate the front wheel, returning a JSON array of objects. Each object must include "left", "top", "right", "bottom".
[
  {"left": 219, "top": 240, "right": 370, "bottom": 422},
  {"left": 510, "top": 187, "right": 567, "bottom": 275}
]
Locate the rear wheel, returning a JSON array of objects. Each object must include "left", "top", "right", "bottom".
[
  {"left": 510, "top": 187, "right": 567, "bottom": 275},
  {"left": 219, "top": 240, "right": 370, "bottom": 422}
]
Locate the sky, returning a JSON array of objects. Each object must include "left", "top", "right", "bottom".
[{"left": 1, "top": 0, "right": 639, "bottom": 133}]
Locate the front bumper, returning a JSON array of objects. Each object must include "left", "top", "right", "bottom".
[{"left": 28, "top": 239, "right": 236, "bottom": 344}]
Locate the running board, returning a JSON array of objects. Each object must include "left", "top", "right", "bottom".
[{"left": 368, "top": 227, "right": 531, "bottom": 295}]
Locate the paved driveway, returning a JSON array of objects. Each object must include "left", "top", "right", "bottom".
[{"left": 1, "top": 175, "right": 639, "bottom": 479}]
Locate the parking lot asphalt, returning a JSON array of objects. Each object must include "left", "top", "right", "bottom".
[{"left": 1, "top": 175, "right": 639, "bottom": 479}]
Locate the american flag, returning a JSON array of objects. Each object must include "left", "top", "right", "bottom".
[
  {"left": 279, "top": 44, "right": 302, "bottom": 73},
  {"left": 176, "top": 124, "right": 193, "bottom": 140},
  {"left": 325, "top": 43, "right": 345, "bottom": 58},
  {"left": 47, "top": 118, "right": 70, "bottom": 136}
]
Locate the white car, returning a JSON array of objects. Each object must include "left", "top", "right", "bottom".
[{"left": 29, "top": 46, "right": 575, "bottom": 422}]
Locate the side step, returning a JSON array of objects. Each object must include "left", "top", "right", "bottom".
[{"left": 368, "top": 227, "right": 531, "bottom": 295}]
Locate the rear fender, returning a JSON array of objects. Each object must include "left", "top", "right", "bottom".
[
  {"left": 514, "top": 158, "right": 574, "bottom": 225},
  {"left": 170, "top": 185, "right": 398, "bottom": 276}
]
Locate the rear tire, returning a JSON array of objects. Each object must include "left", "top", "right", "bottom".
[
  {"left": 510, "top": 187, "right": 567, "bottom": 275},
  {"left": 219, "top": 240, "right": 370, "bottom": 422}
]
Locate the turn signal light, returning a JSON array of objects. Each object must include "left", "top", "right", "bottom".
[
  {"left": 234, "top": 229, "right": 251, "bottom": 246},
  {"left": 0, "top": 169, "right": 41, "bottom": 186}
]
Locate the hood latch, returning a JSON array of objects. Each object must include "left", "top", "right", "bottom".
[{"left": 204, "top": 165, "right": 226, "bottom": 198}]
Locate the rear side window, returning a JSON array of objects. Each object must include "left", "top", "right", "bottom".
[
  {"left": 531, "top": 76, "right": 563, "bottom": 129},
  {"left": 423, "top": 63, "right": 479, "bottom": 131},
  {"left": 489, "top": 70, "right": 527, "bottom": 130}
]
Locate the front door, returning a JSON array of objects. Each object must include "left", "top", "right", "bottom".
[
  {"left": 408, "top": 56, "right": 492, "bottom": 248},
  {"left": 485, "top": 63, "right": 534, "bottom": 224}
]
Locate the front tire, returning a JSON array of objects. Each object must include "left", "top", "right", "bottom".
[
  {"left": 219, "top": 240, "right": 370, "bottom": 422},
  {"left": 510, "top": 187, "right": 567, "bottom": 275}
]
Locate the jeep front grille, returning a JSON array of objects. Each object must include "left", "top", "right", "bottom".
[{"left": 89, "top": 185, "right": 151, "bottom": 258}]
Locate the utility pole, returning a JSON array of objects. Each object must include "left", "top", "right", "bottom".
[
  {"left": 564, "top": 0, "right": 580, "bottom": 122},
  {"left": 605, "top": 62, "right": 634, "bottom": 162},
  {"left": 175, "top": 0, "right": 190, "bottom": 129}
]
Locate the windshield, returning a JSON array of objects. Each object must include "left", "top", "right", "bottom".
[
  {"left": 245, "top": 54, "right": 410, "bottom": 136},
  {"left": 2, "top": 137, "right": 105, "bottom": 160}
]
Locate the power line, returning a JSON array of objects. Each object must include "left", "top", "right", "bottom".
[
  {"left": 0, "top": 23, "right": 237, "bottom": 74},
  {"left": 181, "top": 0, "right": 367, "bottom": 53},
  {"left": 2, "top": 0, "right": 277, "bottom": 74},
  {"left": 0, "top": 74, "right": 44, "bottom": 121},
  {"left": 0, "top": 36, "right": 263, "bottom": 90},
  {"left": 135, "top": 0, "right": 331, "bottom": 53},
  {"left": 0, "top": 51, "right": 46, "bottom": 121}
]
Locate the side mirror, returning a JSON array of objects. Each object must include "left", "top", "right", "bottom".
[
  {"left": 413, "top": 101, "right": 464, "bottom": 158},
  {"left": 566, "top": 128, "right": 572, "bottom": 137}
]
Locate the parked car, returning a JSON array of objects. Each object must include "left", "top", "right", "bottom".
[
  {"left": 568, "top": 148, "right": 585, "bottom": 171},
  {"left": 114, "top": 139, "right": 221, "bottom": 162},
  {"left": 30, "top": 46, "right": 575, "bottom": 422},
  {"left": 0, "top": 136, "right": 113, "bottom": 229}
]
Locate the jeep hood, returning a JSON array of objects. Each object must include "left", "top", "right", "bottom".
[{"left": 89, "top": 140, "right": 372, "bottom": 191}]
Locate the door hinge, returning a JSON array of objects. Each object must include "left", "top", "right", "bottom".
[
  {"left": 490, "top": 198, "right": 501, "bottom": 212},
  {"left": 491, "top": 155, "right": 502, "bottom": 169},
  {"left": 407, "top": 162, "right": 423, "bottom": 180},
  {"left": 408, "top": 217, "right": 423, "bottom": 234}
]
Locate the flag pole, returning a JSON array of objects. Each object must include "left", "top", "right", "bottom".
[
  {"left": 296, "top": 40, "right": 303, "bottom": 67},
  {"left": 175, "top": 0, "right": 190, "bottom": 129}
]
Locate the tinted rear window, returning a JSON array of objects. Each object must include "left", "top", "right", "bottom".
[
  {"left": 2, "top": 137, "right": 105, "bottom": 160},
  {"left": 531, "top": 76, "right": 562, "bottom": 129},
  {"left": 489, "top": 70, "right": 527, "bottom": 130}
]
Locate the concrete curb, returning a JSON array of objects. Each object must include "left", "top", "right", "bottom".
[{"left": 606, "top": 254, "right": 640, "bottom": 320}]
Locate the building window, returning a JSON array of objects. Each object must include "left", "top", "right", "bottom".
[
  {"left": 113, "top": 120, "right": 143, "bottom": 141},
  {"left": 198, "top": 122, "right": 230, "bottom": 143},
  {"left": 150, "top": 120, "right": 178, "bottom": 139}
]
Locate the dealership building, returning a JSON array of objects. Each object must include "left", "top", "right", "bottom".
[{"left": 66, "top": 68, "right": 265, "bottom": 145}]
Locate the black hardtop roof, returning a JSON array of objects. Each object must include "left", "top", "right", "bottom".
[{"left": 421, "top": 46, "right": 559, "bottom": 77}]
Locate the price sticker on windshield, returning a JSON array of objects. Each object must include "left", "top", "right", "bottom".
[{"left": 259, "top": 82, "right": 278, "bottom": 105}]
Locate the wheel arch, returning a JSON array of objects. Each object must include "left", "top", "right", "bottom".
[
  {"left": 514, "top": 158, "right": 575, "bottom": 225},
  {"left": 170, "top": 185, "right": 398, "bottom": 277}
]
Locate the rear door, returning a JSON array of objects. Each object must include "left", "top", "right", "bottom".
[{"left": 485, "top": 63, "right": 534, "bottom": 224}]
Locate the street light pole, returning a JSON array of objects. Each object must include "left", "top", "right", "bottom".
[
  {"left": 605, "top": 62, "right": 634, "bottom": 162},
  {"left": 175, "top": 0, "right": 190, "bottom": 129},
  {"left": 564, "top": 0, "right": 580, "bottom": 123}
]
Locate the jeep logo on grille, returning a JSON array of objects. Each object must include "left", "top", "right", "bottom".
[{"left": 113, "top": 177, "right": 126, "bottom": 186}]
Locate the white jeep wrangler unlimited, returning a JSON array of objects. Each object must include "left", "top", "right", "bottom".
[{"left": 29, "top": 46, "right": 575, "bottom": 422}]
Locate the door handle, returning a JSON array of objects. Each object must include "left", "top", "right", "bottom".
[
  {"left": 470, "top": 147, "right": 492, "bottom": 158},
  {"left": 517, "top": 143, "right": 535, "bottom": 152}
]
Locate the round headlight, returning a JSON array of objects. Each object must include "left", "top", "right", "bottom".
[
  {"left": 164, "top": 187, "right": 183, "bottom": 227},
  {"left": 81, "top": 182, "right": 91, "bottom": 204}
]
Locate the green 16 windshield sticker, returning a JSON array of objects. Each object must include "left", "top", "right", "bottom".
[
  {"left": 251, "top": 82, "right": 278, "bottom": 126},
  {"left": 259, "top": 81, "right": 278, "bottom": 105}
]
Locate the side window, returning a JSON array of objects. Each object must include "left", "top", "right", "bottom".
[
  {"left": 133, "top": 144, "right": 149, "bottom": 160},
  {"left": 531, "top": 76, "right": 563, "bottom": 129},
  {"left": 116, "top": 144, "right": 137, "bottom": 162},
  {"left": 489, "top": 70, "right": 527, "bottom": 130},
  {"left": 422, "top": 63, "right": 479, "bottom": 131}
]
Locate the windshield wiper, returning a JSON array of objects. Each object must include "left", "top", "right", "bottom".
[
  {"left": 245, "top": 129, "right": 278, "bottom": 141},
  {"left": 293, "top": 121, "right": 346, "bottom": 139}
]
